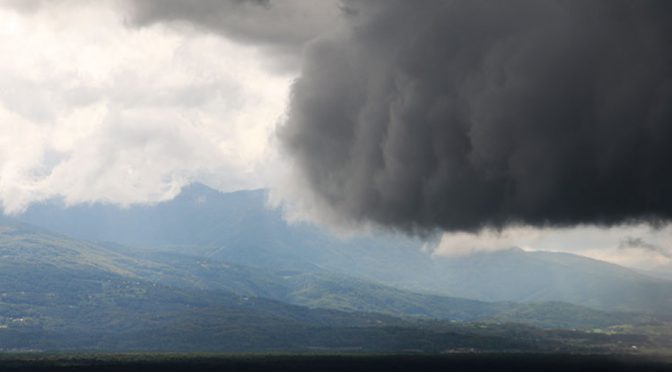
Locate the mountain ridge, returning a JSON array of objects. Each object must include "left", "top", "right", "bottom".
[
  {"left": 0, "top": 218, "right": 646, "bottom": 329},
  {"left": 1, "top": 218, "right": 653, "bottom": 352},
  {"left": 13, "top": 183, "right": 672, "bottom": 315}
]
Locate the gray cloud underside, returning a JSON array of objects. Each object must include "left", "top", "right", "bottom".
[
  {"left": 125, "top": 0, "right": 342, "bottom": 58},
  {"left": 1, "top": 0, "right": 343, "bottom": 65},
  {"left": 279, "top": 0, "right": 672, "bottom": 233}
]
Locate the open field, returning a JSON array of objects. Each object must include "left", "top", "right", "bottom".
[{"left": 1, "top": 353, "right": 672, "bottom": 372}]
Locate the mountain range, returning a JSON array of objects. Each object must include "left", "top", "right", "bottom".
[
  {"left": 16, "top": 183, "right": 672, "bottom": 315},
  {"left": 2, "top": 216, "right": 649, "bottom": 352},
  {"left": 1, "top": 183, "right": 671, "bottom": 351}
]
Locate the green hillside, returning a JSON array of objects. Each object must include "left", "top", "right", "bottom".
[
  {"left": 1, "top": 221, "right": 640, "bottom": 352},
  {"left": 0, "top": 216, "right": 666, "bottom": 352},
  {"left": 114, "top": 248, "right": 644, "bottom": 329},
  {"left": 0, "top": 219, "right": 646, "bottom": 331}
]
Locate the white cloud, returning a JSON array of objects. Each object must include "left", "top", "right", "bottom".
[
  {"left": 0, "top": 2, "right": 291, "bottom": 213},
  {"left": 432, "top": 224, "right": 672, "bottom": 272}
]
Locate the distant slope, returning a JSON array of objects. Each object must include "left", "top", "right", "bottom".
[
  {"left": 15, "top": 184, "right": 672, "bottom": 315},
  {"left": 1, "top": 220, "right": 640, "bottom": 352},
  {"left": 0, "top": 218, "right": 641, "bottom": 330},
  {"left": 17, "top": 184, "right": 429, "bottom": 275},
  {"left": 121, "top": 250, "right": 641, "bottom": 329},
  {"left": 421, "top": 248, "right": 672, "bottom": 314},
  {"left": 0, "top": 220, "right": 419, "bottom": 352}
]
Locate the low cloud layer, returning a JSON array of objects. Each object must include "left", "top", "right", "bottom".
[
  {"left": 432, "top": 225, "right": 672, "bottom": 272},
  {"left": 278, "top": 0, "right": 672, "bottom": 233}
]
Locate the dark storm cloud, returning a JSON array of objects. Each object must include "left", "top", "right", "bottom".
[
  {"left": 124, "top": 0, "right": 342, "bottom": 55},
  {"left": 279, "top": 0, "right": 672, "bottom": 233}
]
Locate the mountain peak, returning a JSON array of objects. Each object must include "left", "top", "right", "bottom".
[{"left": 176, "top": 183, "right": 267, "bottom": 203}]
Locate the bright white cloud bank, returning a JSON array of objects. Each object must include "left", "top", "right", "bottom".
[{"left": 0, "top": 1, "right": 290, "bottom": 213}]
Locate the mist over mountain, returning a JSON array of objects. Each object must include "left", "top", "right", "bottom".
[
  {"left": 3, "top": 213, "right": 658, "bottom": 353},
  {"left": 0, "top": 219, "right": 414, "bottom": 352},
  {"left": 15, "top": 184, "right": 672, "bottom": 315}
]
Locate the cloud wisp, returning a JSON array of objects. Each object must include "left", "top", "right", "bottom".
[{"left": 619, "top": 237, "right": 671, "bottom": 258}]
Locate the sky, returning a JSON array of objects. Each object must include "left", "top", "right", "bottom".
[{"left": 0, "top": 0, "right": 670, "bottom": 273}]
